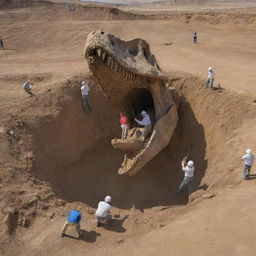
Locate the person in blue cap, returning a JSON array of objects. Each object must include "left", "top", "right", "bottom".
[{"left": 61, "top": 209, "right": 82, "bottom": 238}]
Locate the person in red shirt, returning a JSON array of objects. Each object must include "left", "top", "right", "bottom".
[{"left": 120, "top": 113, "right": 129, "bottom": 139}]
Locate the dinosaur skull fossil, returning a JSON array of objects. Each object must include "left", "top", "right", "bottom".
[{"left": 84, "top": 30, "right": 178, "bottom": 176}]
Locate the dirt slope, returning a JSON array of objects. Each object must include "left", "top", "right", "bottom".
[{"left": 0, "top": 2, "right": 256, "bottom": 256}]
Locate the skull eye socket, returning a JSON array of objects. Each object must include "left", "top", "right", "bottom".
[{"left": 129, "top": 48, "right": 138, "bottom": 56}]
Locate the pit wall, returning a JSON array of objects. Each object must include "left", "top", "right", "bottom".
[
  {"left": 32, "top": 72, "right": 256, "bottom": 209},
  {"left": 169, "top": 71, "right": 256, "bottom": 190},
  {"left": 32, "top": 76, "right": 121, "bottom": 192}
]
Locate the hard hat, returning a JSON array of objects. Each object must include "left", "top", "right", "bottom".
[
  {"left": 246, "top": 149, "right": 252, "bottom": 154},
  {"left": 105, "top": 195, "right": 111, "bottom": 203},
  {"left": 141, "top": 110, "right": 146, "bottom": 116},
  {"left": 187, "top": 160, "right": 194, "bottom": 167},
  {"left": 208, "top": 67, "right": 212, "bottom": 71}
]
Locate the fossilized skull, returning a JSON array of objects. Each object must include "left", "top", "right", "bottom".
[{"left": 84, "top": 30, "right": 178, "bottom": 176}]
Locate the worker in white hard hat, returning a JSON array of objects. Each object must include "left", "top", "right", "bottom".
[
  {"left": 81, "top": 79, "right": 92, "bottom": 112},
  {"left": 176, "top": 156, "right": 195, "bottom": 194},
  {"left": 242, "top": 149, "right": 254, "bottom": 179},
  {"left": 134, "top": 110, "right": 152, "bottom": 138},
  {"left": 95, "top": 196, "right": 112, "bottom": 226},
  {"left": 23, "top": 80, "right": 36, "bottom": 97},
  {"left": 205, "top": 67, "right": 215, "bottom": 90}
]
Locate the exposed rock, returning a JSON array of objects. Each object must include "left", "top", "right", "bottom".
[{"left": 201, "top": 193, "right": 215, "bottom": 199}]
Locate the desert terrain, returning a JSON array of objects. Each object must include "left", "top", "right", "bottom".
[{"left": 0, "top": 0, "right": 256, "bottom": 255}]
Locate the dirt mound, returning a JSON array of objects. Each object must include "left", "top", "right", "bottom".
[
  {"left": 176, "top": 12, "right": 256, "bottom": 26},
  {"left": 0, "top": 0, "right": 50, "bottom": 9},
  {"left": 0, "top": 0, "right": 164, "bottom": 20}
]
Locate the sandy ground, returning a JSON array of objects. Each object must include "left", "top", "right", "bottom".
[{"left": 1, "top": 1, "right": 256, "bottom": 256}]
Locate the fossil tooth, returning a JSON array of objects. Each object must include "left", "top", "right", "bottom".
[
  {"left": 111, "top": 60, "right": 114, "bottom": 69},
  {"left": 102, "top": 51, "right": 106, "bottom": 61},
  {"left": 114, "top": 62, "right": 119, "bottom": 72},
  {"left": 97, "top": 48, "right": 101, "bottom": 57},
  {"left": 107, "top": 56, "right": 112, "bottom": 66}
]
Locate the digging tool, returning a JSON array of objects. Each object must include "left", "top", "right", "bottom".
[{"left": 182, "top": 143, "right": 191, "bottom": 164}]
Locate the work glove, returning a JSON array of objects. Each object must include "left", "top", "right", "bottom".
[{"left": 182, "top": 156, "right": 187, "bottom": 164}]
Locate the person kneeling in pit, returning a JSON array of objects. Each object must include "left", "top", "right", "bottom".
[
  {"left": 23, "top": 80, "right": 36, "bottom": 97},
  {"left": 95, "top": 196, "right": 112, "bottom": 227},
  {"left": 61, "top": 209, "right": 82, "bottom": 238},
  {"left": 134, "top": 110, "right": 152, "bottom": 138}
]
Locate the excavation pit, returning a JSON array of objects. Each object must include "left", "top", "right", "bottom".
[{"left": 32, "top": 76, "right": 209, "bottom": 210}]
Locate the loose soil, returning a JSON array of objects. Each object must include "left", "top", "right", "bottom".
[{"left": 0, "top": 1, "right": 256, "bottom": 255}]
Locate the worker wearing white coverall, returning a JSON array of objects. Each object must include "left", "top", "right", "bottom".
[
  {"left": 242, "top": 149, "right": 254, "bottom": 179},
  {"left": 134, "top": 110, "right": 152, "bottom": 138},
  {"left": 95, "top": 196, "right": 112, "bottom": 226},
  {"left": 177, "top": 159, "right": 195, "bottom": 194},
  {"left": 205, "top": 67, "right": 215, "bottom": 89}
]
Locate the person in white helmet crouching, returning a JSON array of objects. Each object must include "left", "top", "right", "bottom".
[
  {"left": 242, "top": 149, "right": 254, "bottom": 180},
  {"left": 95, "top": 195, "right": 112, "bottom": 227},
  {"left": 134, "top": 110, "right": 152, "bottom": 139},
  {"left": 176, "top": 157, "right": 195, "bottom": 194},
  {"left": 205, "top": 67, "right": 215, "bottom": 90}
]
